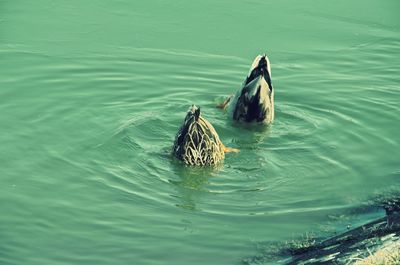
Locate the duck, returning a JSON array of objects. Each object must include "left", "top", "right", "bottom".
[
  {"left": 218, "top": 54, "right": 274, "bottom": 124},
  {"left": 173, "top": 105, "right": 238, "bottom": 166}
]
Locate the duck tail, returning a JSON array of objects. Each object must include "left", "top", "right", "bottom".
[{"left": 194, "top": 106, "right": 201, "bottom": 121}]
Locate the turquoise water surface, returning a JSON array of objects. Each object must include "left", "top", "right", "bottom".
[{"left": 1, "top": 1, "right": 400, "bottom": 264}]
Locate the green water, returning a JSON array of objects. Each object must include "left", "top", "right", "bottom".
[{"left": 1, "top": 1, "right": 399, "bottom": 264}]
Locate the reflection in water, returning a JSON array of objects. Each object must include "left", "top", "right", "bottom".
[{"left": 169, "top": 161, "right": 221, "bottom": 211}]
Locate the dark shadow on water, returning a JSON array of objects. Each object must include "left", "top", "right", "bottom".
[{"left": 242, "top": 187, "right": 400, "bottom": 265}]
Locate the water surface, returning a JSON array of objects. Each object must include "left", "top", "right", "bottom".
[{"left": 1, "top": 1, "right": 399, "bottom": 264}]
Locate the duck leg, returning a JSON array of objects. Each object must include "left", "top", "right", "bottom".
[
  {"left": 222, "top": 143, "right": 240, "bottom": 153},
  {"left": 216, "top": 95, "right": 233, "bottom": 110}
]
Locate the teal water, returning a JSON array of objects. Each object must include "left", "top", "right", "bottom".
[{"left": 1, "top": 1, "right": 399, "bottom": 264}]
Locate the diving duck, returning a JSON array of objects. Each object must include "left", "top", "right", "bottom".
[
  {"left": 173, "top": 105, "right": 238, "bottom": 166},
  {"left": 218, "top": 54, "right": 274, "bottom": 124}
]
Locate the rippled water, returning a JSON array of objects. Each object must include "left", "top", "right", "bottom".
[{"left": 1, "top": 1, "right": 399, "bottom": 264}]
